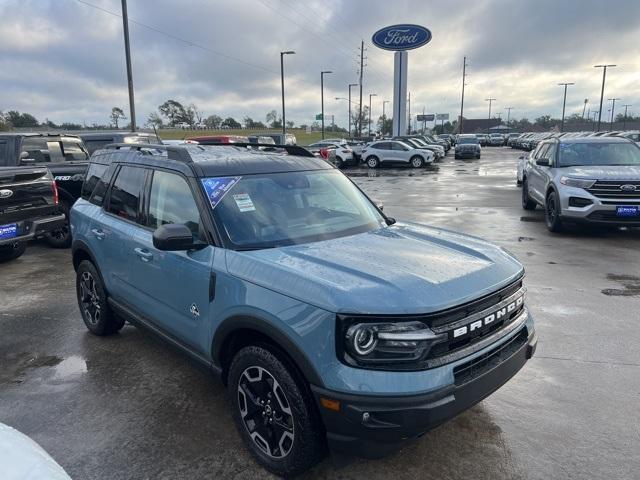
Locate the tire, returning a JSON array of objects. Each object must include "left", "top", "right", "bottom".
[
  {"left": 44, "top": 201, "right": 71, "bottom": 248},
  {"left": 335, "top": 157, "right": 344, "bottom": 169},
  {"left": 522, "top": 178, "right": 537, "bottom": 210},
  {"left": 366, "top": 156, "right": 379, "bottom": 169},
  {"left": 228, "top": 345, "right": 325, "bottom": 477},
  {"left": 0, "top": 242, "right": 27, "bottom": 263},
  {"left": 76, "top": 260, "right": 125, "bottom": 335},
  {"left": 454, "top": 155, "right": 460, "bottom": 159},
  {"left": 545, "top": 190, "right": 563, "bottom": 232},
  {"left": 410, "top": 155, "right": 424, "bottom": 168},
  {"left": 476, "top": 154, "right": 481, "bottom": 159}
]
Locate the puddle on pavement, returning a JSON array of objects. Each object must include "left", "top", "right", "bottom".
[
  {"left": 53, "top": 355, "right": 87, "bottom": 379},
  {"left": 0, "top": 353, "right": 87, "bottom": 384},
  {"left": 602, "top": 274, "right": 640, "bottom": 297},
  {"left": 520, "top": 216, "right": 542, "bottom": 223},
  {"left": 518, "top": 236, "right": 535, "bottom": 242}
]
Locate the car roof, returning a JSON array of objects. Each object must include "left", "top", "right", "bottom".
[
  {"left": 0, "top": 132, "right": 82, "bottom": 139},
  {"left": 549, "top": 136, "right": 634, "bottom": 144},
  {"left": 79, "top": 131, "right": 156, "bottom": 140},
  {"left": 91, "top": 144, "right": 333, "bottom": 177}
]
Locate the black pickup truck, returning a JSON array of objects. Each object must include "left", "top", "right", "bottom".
[
  {"left": 0, "top": 133, "right": 90, "bottom": 248},
  {"left": 0, "top": 166, "right": 66, "bottom": 262}
]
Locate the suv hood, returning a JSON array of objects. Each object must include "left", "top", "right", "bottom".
[
  {"left": 225, "top": 223, "right": 524, "bottom": 315},
  {"left": 561, "top": 165, "right": 640, "bottom": 180}
]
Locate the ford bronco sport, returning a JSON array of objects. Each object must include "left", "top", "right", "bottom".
[{"left": 71, "top": 143, "right": 536, "bottom": 477}]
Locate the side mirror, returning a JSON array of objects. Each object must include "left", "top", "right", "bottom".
[
  {"left": 385, "top": 217, "right": 396, "bottom": 226},
  {"left": 152, "top": 224, "right": 201, "bottom": 251},
  {"left": 536, "top": 158, "right": 551, "bottom": 167}
]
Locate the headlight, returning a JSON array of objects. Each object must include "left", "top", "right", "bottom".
[
  {"left": 560, "top": 176, "right": 596, "bottom": 188},
  {"left": 339, "top": 318, "right": 447, "bottom": 370}
]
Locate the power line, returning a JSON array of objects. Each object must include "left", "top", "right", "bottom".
[{"left": 74, "top": 0, "right": 277, "bottom": 74}]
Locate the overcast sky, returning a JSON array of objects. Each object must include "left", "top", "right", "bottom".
[{"left": 1, "top": 0, "right": 639, "bottom": 128}]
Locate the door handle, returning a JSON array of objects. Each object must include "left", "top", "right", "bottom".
[
  {"left": 91, "top": 228, "right": 106, "bottom": 240},
  {"left": 134, "top": 247, "right": 153, "bottom": 262}
]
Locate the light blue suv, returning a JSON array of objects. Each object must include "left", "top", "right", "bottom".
[{"left": 71, "top": 143, "right": 537, "bottom": 477}]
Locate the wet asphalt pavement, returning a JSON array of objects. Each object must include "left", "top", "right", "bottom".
[{"left": 1, "top": 147, "right": 639, "bottom": 479}]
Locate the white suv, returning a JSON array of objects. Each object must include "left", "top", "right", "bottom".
[{"left": 361, "top": 140, "right": 435, "bottom": 168}]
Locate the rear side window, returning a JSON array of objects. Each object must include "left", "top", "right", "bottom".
[
  {"left": 107, "top": 166, "right": 146, "bottom": 222},
  {"left": 147, "top": 170, "right": 202, "bottom": 239},
  {"left": 61, "top": 138, "right": 89, "bottom": 161},
  {"left": 81, "top": 163, "right": 108, "bottom": 200},
  {"left": 85, "top": 139, "right": 112, "bottom": 154},
  {"left": 21, "top": 138, "right": 64, "bottom": 163},
  {"left": 89, "top": 164, "right": 115, "bottom": 207}
]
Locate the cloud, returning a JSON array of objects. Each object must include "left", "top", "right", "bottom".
[{"left": 0, "top": 0, "right": 638, "bottom": 128}]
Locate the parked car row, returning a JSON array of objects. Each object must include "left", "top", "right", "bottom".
[{"left": 511, "top": 129, "right": 640, "bottom": 152}]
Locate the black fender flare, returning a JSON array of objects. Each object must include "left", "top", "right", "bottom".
[{"left": 212, "top": 315, "right": 325, "bottom": 387}]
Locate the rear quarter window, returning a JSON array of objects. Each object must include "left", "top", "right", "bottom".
[{"left": 81, "top": 163, "right": 108, "bottom": 200}]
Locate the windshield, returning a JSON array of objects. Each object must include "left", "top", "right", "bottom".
[
  {"left": 457, "top": 137, "right": 479, "bottom": 144},
  {"left": 558, "top": 142, "right": 640, "bottom": 167},
  {"left": 205, "top": 170, "right": 386, "bottom": 249}
]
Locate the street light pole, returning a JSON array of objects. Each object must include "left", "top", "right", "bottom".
[
  {"left": 608, "top": 98, "right": 621, "bottom": 131},
  {"left": 121, "top": 0, "right": 136, "bottom": 131},
  {"left": 348, "top": 83, "right": 357, "bottom": 138},
  {"left": 594, "top": 64, "right": 616, "bottom": 132},
  {"left": 558, "top": 82, "right": 574, "bottom": 133},
  {"left": 622, "top": 104, "right": 632, "bottom": 130},
  {"left": 368, "top": 93, "right": 377, "bottom": 136},
  {"left": 321, "top": 70, "right": 332, "bottom": 139},
  {"left": 459, "top": 56, "right": 467, "bottom": 134},
  {"left": 505, "top": 107, "right": 513, "bottom": 127},
  {"left": 485, "top": 98, "right": 496, "bottom": 134},
  {"left": 280, "top": 51, "right": 295, "bottom": 135}
]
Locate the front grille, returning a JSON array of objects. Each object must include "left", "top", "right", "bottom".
[
  {"left": 586, "top": 180, "right": 640, "bottom": 201},
  {"left": 587, "top": 211, "right": 640, "bottom": 223},
  {"left": 453, "top": 328, "right": 528, "bottom": 386}
]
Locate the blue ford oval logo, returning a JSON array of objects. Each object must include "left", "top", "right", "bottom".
[
  {"left": 372, "top": 24, "right": 432, "bottom": 51},
  {"left": 620, "top": 184, "right": 637, "bottom": 192}
]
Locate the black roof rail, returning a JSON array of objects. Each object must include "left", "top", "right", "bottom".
[
  {"left": 190, "top": 141, "right": 315, "bottom": 158},
  {"left": 102, "top": 142, "right": 194, "bottom": 163}
]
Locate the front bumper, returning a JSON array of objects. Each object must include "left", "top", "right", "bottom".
[
  {"left": 312, "top": 326, "right": 536, "bottom": 458},
  {"left": 455, "top": 149, "right": 479, "bottom": 158},
  {"left": 0, "top": 213, "right": 66, "bottom": 246},
  {"left": 558, "top": 186, "right": 640, "bottom": 226}
]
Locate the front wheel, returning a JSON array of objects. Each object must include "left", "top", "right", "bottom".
[
  {"left": 228, "top": 346, "right": 325, "bottom": 477},
  {"left": 410, "top": 155, "right": 424, "bottom": 168},
  {"left": 0, "top": 242, "right": 27, "bottom": 262},
  {"left": 545, "top": 190, "right": 563, "bottom": 232},
  {"left": 366, "top": 156, "right": 379, "bottom": 169}
]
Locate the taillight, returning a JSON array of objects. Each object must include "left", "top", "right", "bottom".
[{"left": 52, "top": 180, "right": 59, "bottom": 205}]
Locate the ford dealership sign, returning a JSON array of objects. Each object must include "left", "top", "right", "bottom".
[{"left": 372, "top": 24, "right": 432, "bottom": 51}]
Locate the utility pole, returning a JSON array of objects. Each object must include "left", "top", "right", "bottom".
[
  {"left": 321, "top": 70, "right": 332, "bottom": 139},
  {"left": 505, "top": 107, "right": 513, "bottom": 127},
  {"left": 582, "top": 99, "right": 588, "bottom": 121},
  {"left": 485, "top": 98, "right": 496, "bottom": 134},
  {"left": 422, "top": 106, "right": 426, "bottom": 134},
  {"left": 121, "top": 0, "right": 136, "bottom": 131},
  {"left": 594, "top": 64, "right": 616, "bottom": 132},
  {"left": 407, "top": 92, "right": 411, "bottom": 134},
  {"left": 558, "top": 82, "right": 574, "bottom": 133},
  {"left": 280, "top": 51, "right": 295, "bottom": 134},
  {"left": 368, "top": 93, "right": 377, "bottom": 136},
  {"left": 608, "top": 98, "right": 620, "bottom": 131},
  {"left": 459, "top": 56, "right": 467, "bottom": 134},
  {"left": 358, "top": 40, "right": 365, "bottom": 137},
  {"left": 348, "top": 83, "right": 357, "bottom": 137},
  {"left": 622, "top": 104, "right": 632, "bottom": 130}
]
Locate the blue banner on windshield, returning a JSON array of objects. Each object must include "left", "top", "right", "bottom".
[{"left": 201, "top": 177, "right": 241, "bottom": 209}]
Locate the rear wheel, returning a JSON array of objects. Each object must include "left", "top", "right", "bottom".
[
  {"left": 44, "top": 201, "right": 71, "bottom": 248},
  {"left": 0, "top": 242, "right": 27, "bottom": 262},
  {"left": 228, "top": 346, "right": 325, "bottom": 477},
  {"left": 410, "top": 155, "right": 424, "bottom": 168},
  {"left": 522, "top": 178, "right": 537, "bottom": 210},
  {"left": 76, "top": 260, "right": 125, "bottom": 335},
  {"left": 545, "top": 190, "right": 563, "bottom": 232},
  {"left": 366, "top": 156, "right": 379, "bottom": 169}
]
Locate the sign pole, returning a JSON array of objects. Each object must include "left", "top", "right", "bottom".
[{"left": 392, "top": 51, "right": 408, "bottom": 137}]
